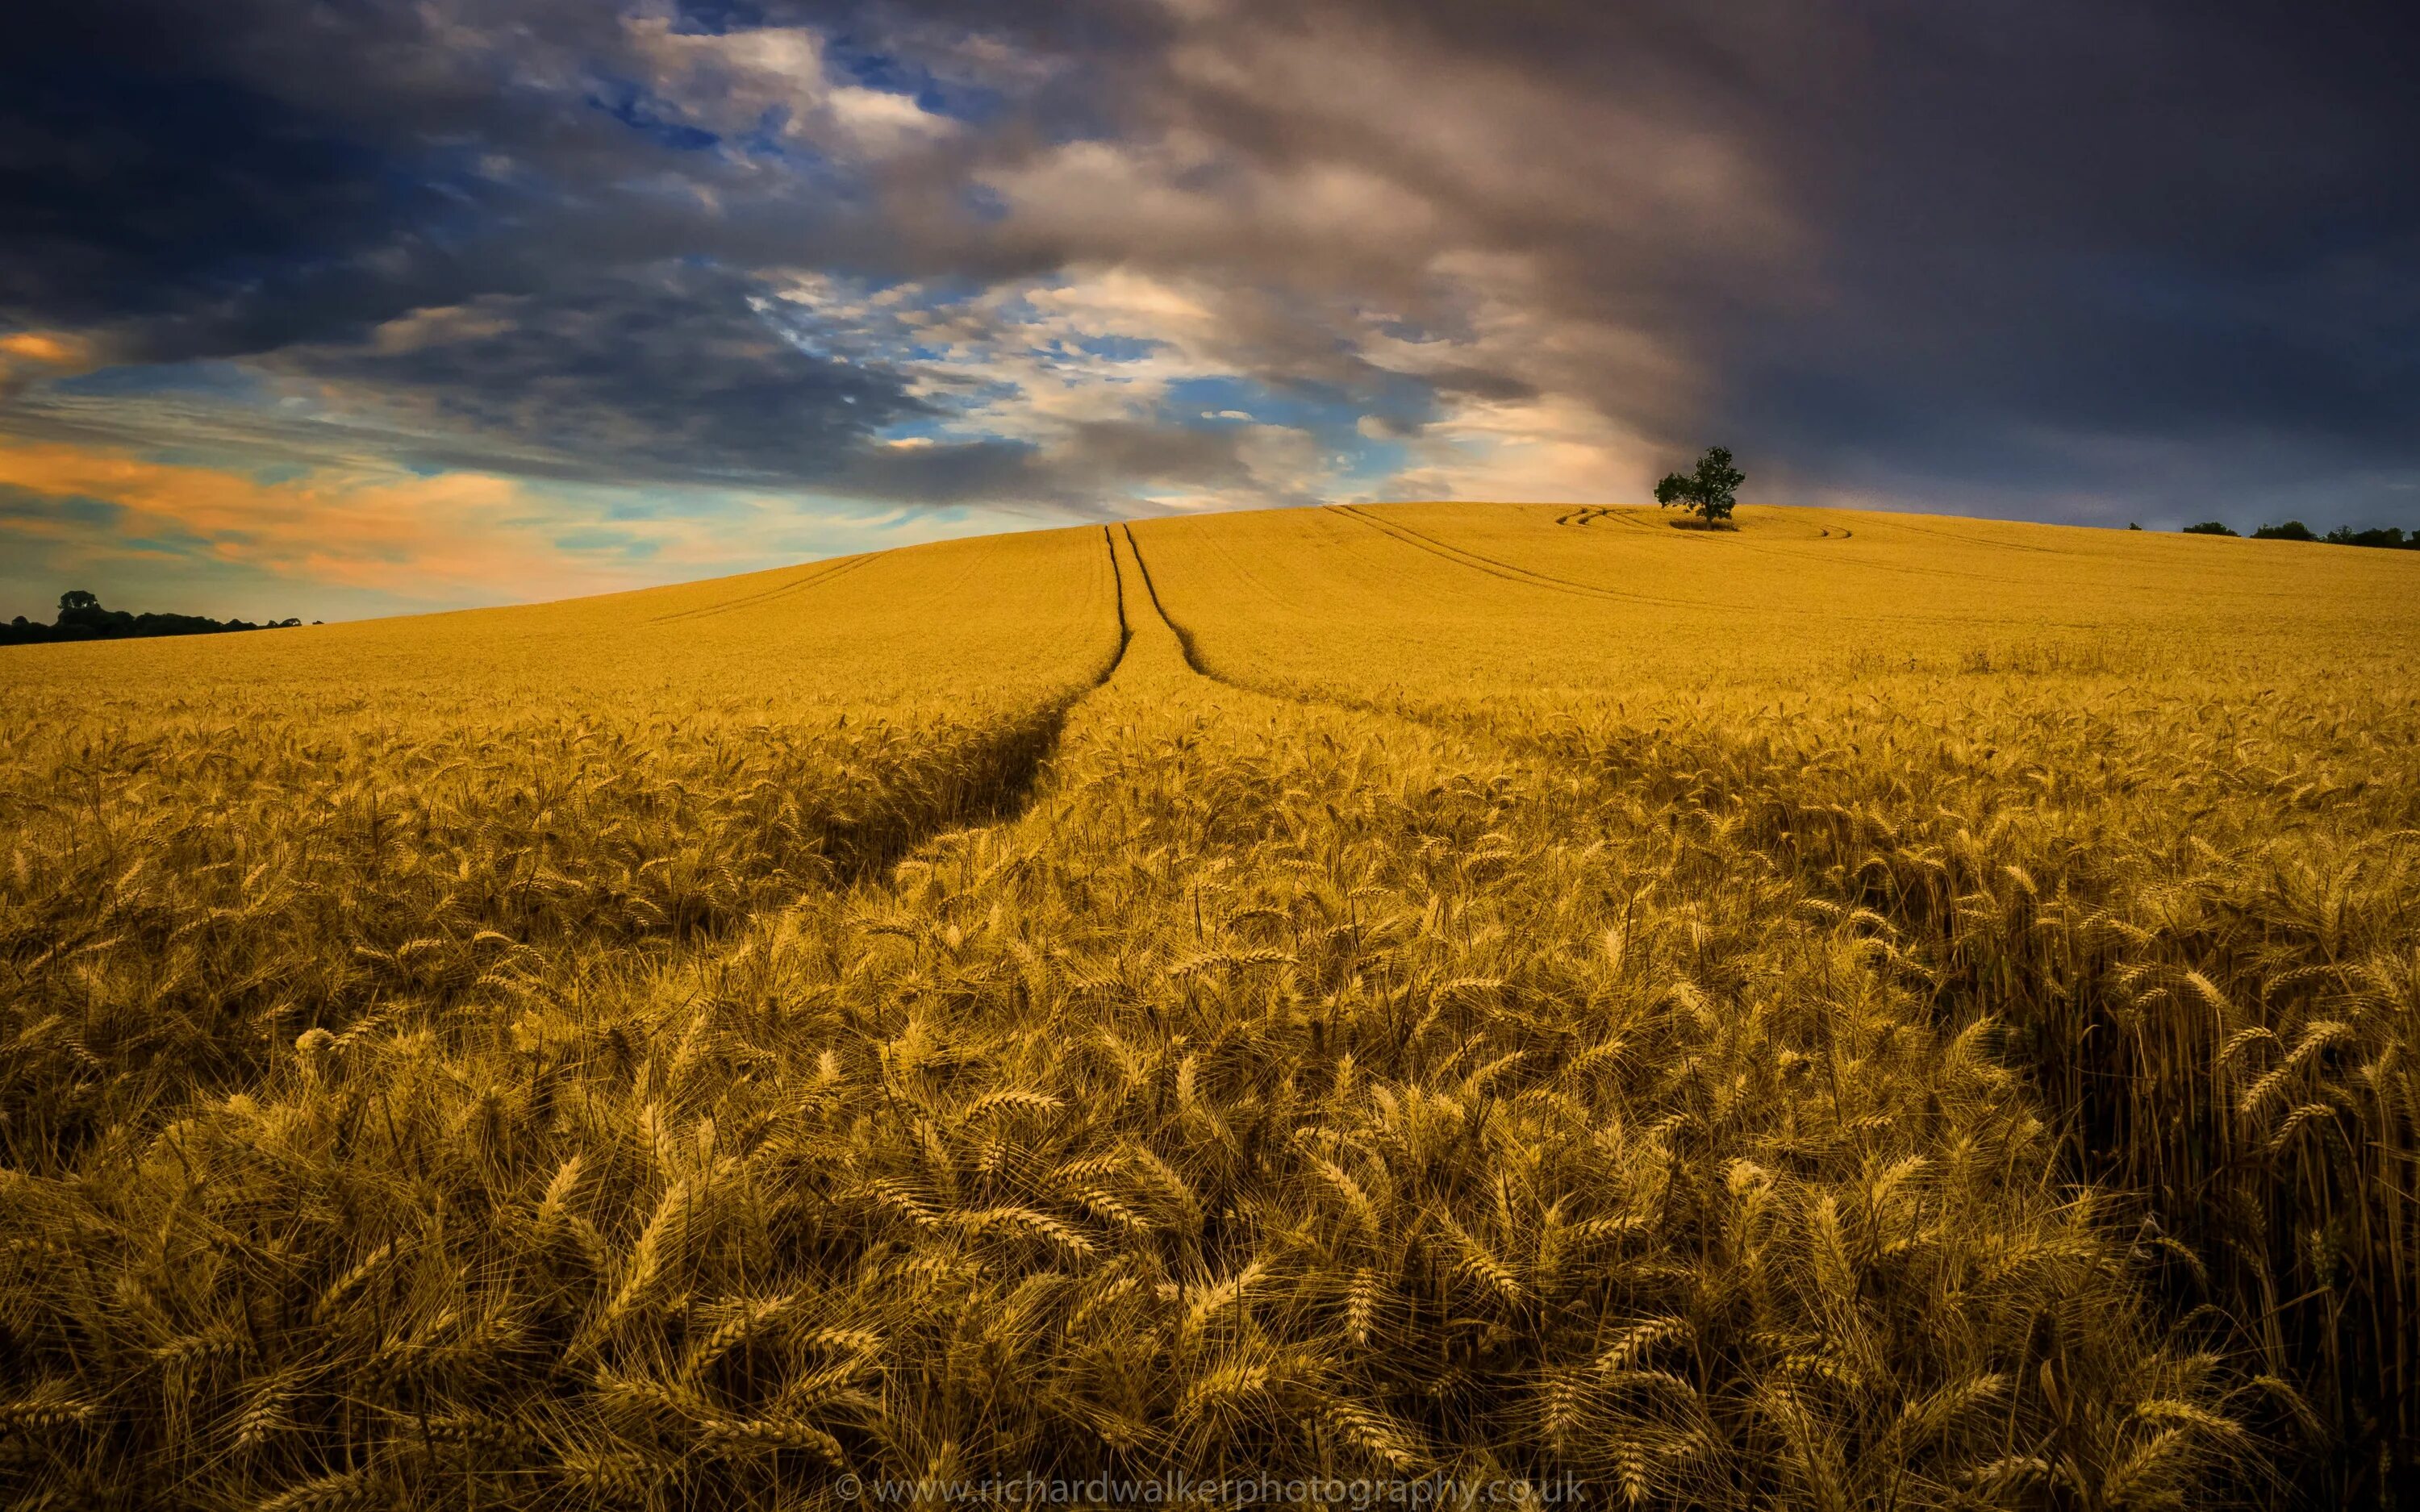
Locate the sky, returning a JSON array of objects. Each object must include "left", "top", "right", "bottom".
[{"left": 3, "top": 0, "right": 2416, "bottom": 622}]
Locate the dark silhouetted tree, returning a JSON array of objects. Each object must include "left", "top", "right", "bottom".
[
  {"left": 2324, "top": 525, "right": 2413, "bottom": 549},
  {"left": 2252, "top": 520, "right": 2316, "bottom": 541},
  {"left": 1655, "top": 447, "right": 1744, "bottom": 526},
  {"left": 2182, "top": 521, "right": 2238, "bottom": 536},
  {"left": 2, "top": 590, "right": 304, "bottom": 647}
]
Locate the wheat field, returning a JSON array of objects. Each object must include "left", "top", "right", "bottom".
[{"left": 2, "top": 504, "right": 2415, "bottom": 1509}]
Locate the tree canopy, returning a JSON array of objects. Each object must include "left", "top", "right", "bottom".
[
  {"left": 2, "top": 591, "right": 304, "bottom": 647},
  {"left": 1655, "top": 447, "right": 1744, "bottom": 525}
]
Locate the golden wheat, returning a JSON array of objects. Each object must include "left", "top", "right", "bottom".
[{"left": 1, "top": 504, "right": 2413, "bottom": 1507}]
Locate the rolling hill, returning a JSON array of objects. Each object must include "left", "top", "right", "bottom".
[{"left": 3, "top": 503, "right": 2416, "bottom": 1508}]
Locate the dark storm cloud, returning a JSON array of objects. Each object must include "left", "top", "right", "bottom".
[
  {"left": 282, "top": 267, "right": 928, "bottom": 488},
  {"left": 823, "top": 0, "right": 2420, "bottom": 521},
  {"left": 1167, "top": 0, "right": 2420, "bottom": 521},
  {"left": 2, "top": 0, "right": 2416, "bottom": 527},
  {"left": 3, "top": 2, "right": 578, "bottom": 348},
  {"left": 2, "top": 1, "right": 897, "bottom": 356},
  {"left": 1691, "top": 2, "right": 2420, "bottom": 522},
  {"left": 824, "top": 420, "right": 1266, "bottom": 513}
]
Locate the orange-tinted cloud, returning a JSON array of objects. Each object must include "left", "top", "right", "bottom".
[
  {"left": 0, "top": 330, "right": 100, "bottom": 402},
  {"left": 0, "top": 331, "right": 90, "bottom": 365},
  {"left": 0, "top": 439, "right": 678, "bottom": 604}
]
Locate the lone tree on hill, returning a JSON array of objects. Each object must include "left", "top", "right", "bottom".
[{"left": 1655, "top": 447, "right": 1744, "bottom": 526}]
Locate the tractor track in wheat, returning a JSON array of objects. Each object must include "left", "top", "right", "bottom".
[
  {"left": 1329, "top": 503, "right": 1706, "bottom": 610},
  {"left": 866, "top": 527, "right": 1140, "bottom": 888},
  {"left": 649, "top": 552, "right": 877, "bottom": 624}
]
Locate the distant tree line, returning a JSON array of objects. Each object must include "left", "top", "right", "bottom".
[
  {"left": 1, "top": 590, "right": 311, "bottom": 647},
  {"left": 2182, "top": 519, "right": 2418, "bottom": 548}
]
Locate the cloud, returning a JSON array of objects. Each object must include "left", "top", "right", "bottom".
[
  {"left": 0, "top": 432, "right": 1066, "bottom": 623},
  {"left": 272, "top": 265, "right": 931, "bottom": 487},
  {"left": 0, "top": 333, "right": 89, "bottom": 365},
  {"left": 3, "top": 0, "right": 2418, "bottom": 618},
  {"left": 1385, "top": 393, "right": 1659, "bottom": 506},
  {"left": 0, "top": 439, "right": 635, "bottom": 602},
  {"left": 624, "top": 16, "right": 958, "bottom": 156},
  {"left": 0, "top": 331, "right": 97, "bottom": 404}
]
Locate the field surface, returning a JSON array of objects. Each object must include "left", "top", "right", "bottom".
[{"left": 2, "top": 505, "right": 2416, "bottom": 1509}]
